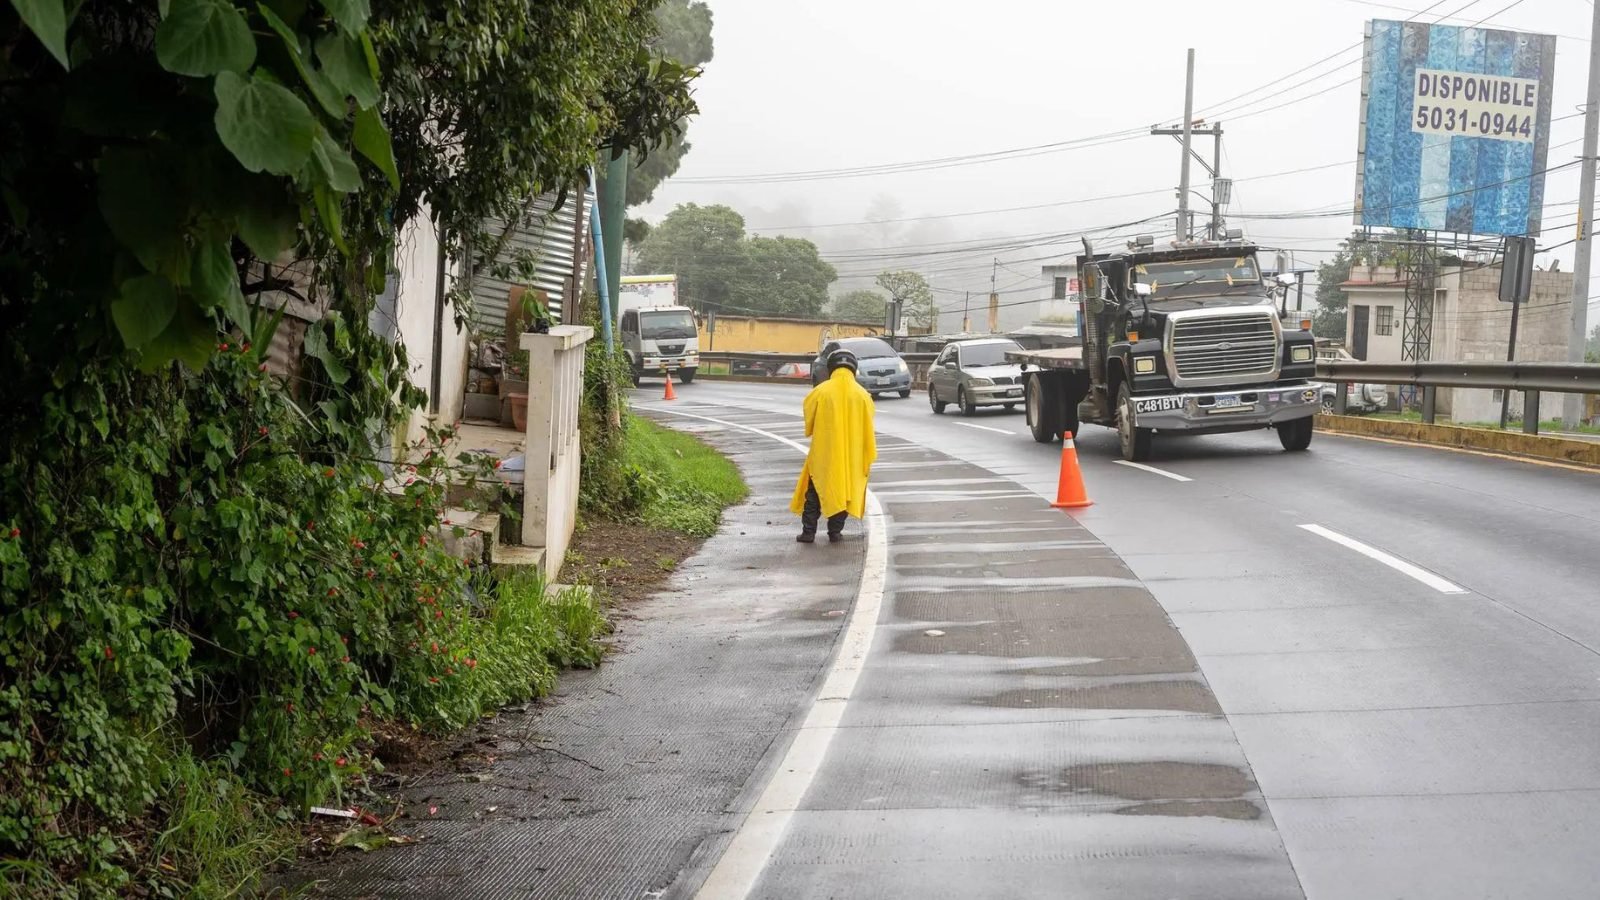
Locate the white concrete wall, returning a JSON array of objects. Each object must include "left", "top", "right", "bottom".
[
  {"left": 392, "top": 206, "right": 468, "bottom": 451},
  {"left": 1445, "top": 264, "right": 1573, "bottom": 424}
]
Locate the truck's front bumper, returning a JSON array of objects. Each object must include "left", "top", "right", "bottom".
[
  {"left": 643, "top": 354, "right": 698, "bottom": 372},
  {"left": 1132, "top": 385, "right": 1319, "bottom": 433}
]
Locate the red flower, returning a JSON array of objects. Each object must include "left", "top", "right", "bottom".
[
  {"left": 466, "top": 658, "right": 477, "bottom": 669},
  {"left": 258, "top": 363, "right": 269, "bottom": 372},
  {"left": 313, "top": 752, "right": 323, "bottom": 762},
  {"left": 434, "top": 609, "right": 443, "bottom": 619},
  {"left": 286, "top": 702, "right": 294, "bottom": 713},
  {"left": 288, "top": 611, "right": 299, "bottom": 619},
  {"left": 283, "top": 768, "right": 293, "bottom": 778},
  {"left": 341, "top": 655, "right": 350, "bottom": 664},
  {"left": 336, "top": 756, "right": 347, "bottom": 767},
  {"left": 444, "top": 667, "right": 454, "bottom": 676},
  {"left": 308, "top": 646, "right": 317, "bottom": 655},
  {"left": 324, "top": 467, "right": 336, "bottom": 478},
  {"left": 428, "top": 677, "right": 439, "bottom": 684},
  {"left": 365, "top": 570, "right": 375, "bottom": 579},
  {"left": 418, "top": 535, "right": 428, "bottom": 546},
  {"left": 430, "top": 642, "right": 439, "bottom": 654},
  {"left": 327, "top": 588, "right": 338, "bottom": 597},
  {"left": 392, "top": 552, "right": 401, "bottom": 560},
  {"left": 6, "top": 528, "right": 17, "bottom": 539},
  {"left": 241, "top": 342, "right": 251, "bottom": 352},
  {"left": 258, "top": 426, "right": 269, "bottom": 437},
  {"left": 218, "top": 342, "right": 229, "bottom": 351},
  {"left": 306, "top": 521, "right": 316, "bottom": 531},
  {"left": 340, "top": 635, "right": 348, "bottom": 644},
  {"left": 103, "top": 646, "right": 114, "bottom": 660}
]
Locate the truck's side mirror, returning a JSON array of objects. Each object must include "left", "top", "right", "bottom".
[{"left": 1133, "top": 283, "right": 1153, "bottom": 298}]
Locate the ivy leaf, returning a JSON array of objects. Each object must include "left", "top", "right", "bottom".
[
  {"left": 10, "top": 0, "right": 70, "bottom": 69},
  {"left": 191, "top": 238, "right": 245, "bottom": 313},
  {"left": 312, "top": 185, "right": 349, "bottom": 256},
  {"left": 315, "top": 32, "right": 377, "bottom": 109},
  {"left": 112, "top": 275, "right": 178, "bottom": 349},
  {"left": 98, "top": 149, "right": 189, "bottom": 280},
  {"left": 142, "top": 300, "right": 216, "bottom": 372},
  {"left": 234, "top": 175, "right": 299, "bottom": 260},
  {"left": 319, "top": 0, "right": 368, "bottom": 35},
  {"left": 258, "top": 3, "right": 345, "bottom": 117},
  {"left": 309, "top": 126, "right": 361, "bottom": 193},
  {"left": 214, "top": 70, "right": 315, "bottom": 176},
  {"left": 352, "top": 106, "right": 398, "bottom": 190},
  {"left": 303, "top": 322, "right": 349, "bottom": 384},
  {"left": 156, "top": 0, "right": 256, "bottom": 77}
]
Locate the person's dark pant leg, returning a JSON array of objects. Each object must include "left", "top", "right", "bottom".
[
  {"left": 827, "top": 510, "right": 848, "bottom": 537},
  {"left": 800, "top": 480, "right": 822, "bottom": 535}
]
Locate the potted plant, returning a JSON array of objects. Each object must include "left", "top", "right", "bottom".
[{"left": 521, "top": 291, "right": 552, "bottom": 334}]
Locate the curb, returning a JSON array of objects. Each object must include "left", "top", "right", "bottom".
[{"left": 1314, "top": 413, "right": 1600, "bottom": 470}]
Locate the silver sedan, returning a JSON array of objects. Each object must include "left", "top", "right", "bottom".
[{"left": 928, "top": 338, "right": 1027, "bottom": 416}]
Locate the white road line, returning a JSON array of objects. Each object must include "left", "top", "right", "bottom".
[
  {"left": 645, "top": 407, "right": 889, "bottom": 900},
  {"left": 1112, "top": 460, "right": 1193, "bottom": 482},
  {"left": 1298, "top": 524, "right": 1468, "bottom": 594},
  {"left": 954, "top": 421, "right": 1014, "bottom": 436}
]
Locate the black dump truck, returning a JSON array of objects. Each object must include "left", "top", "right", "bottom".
[{"left": 1008, "top": 234, "right": 1320, "bottom": 462}]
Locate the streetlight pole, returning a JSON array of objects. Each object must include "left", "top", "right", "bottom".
[{"left": 1565, "top": 0, "right": 1600, "bottom": 428}]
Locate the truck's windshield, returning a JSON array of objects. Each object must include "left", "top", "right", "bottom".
[
  {"left": 1133, "top": 257, "right": 1260, "bottom": 292},
  {"left": 640, "top": 310, "right": 697, "bottom": 340}
]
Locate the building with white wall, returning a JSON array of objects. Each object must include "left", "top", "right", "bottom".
[{"left": 1342, "top": 262, "right": 1573, "bottom": 423}]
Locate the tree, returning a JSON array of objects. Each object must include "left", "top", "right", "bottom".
[
  {"left": 736, "top": 236, "right": 837, "bottom": 318},
  {"left": 636, "top": 204, "right": 837, "bottom": 317},
  {"left": 636, "top": 203, "right": 750, "bottom": 311},
  {"left": 875, "top": 270, "right": 939, "bottom": 331},
  {"left": 833, "top": 290, "right": 889, "bottom": 323},
  {"left": 625, "top": 0, "right": 714, "bottom": 208},
  {"left": 1587, "top": 324, "right": 1600, "bottom": 364}
]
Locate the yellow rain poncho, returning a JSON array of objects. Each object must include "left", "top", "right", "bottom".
[{"left": 790, "top": 367, "right": 877, "bottom": 519}]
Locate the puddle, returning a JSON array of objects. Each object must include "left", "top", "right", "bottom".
[
  {"left": 978, "top": 681, "right": 1221, "bottom": 714},
  {"left": 1021, "top": 762, "right": 1254, "bottom": 802},
  {"left": 1115, "top": 799, "right": 1262, "bottom": 820}
]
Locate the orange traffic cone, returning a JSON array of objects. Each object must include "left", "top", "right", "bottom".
[
  {"left": 662, "top": 371, "right": 677, "bottom": 401},
  {"left": 1051, "top": 434, "right": 1093, "bottom": 509}
]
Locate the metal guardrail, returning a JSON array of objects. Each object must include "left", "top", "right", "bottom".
[
  {"left": 1316, "top": 360, "right": 1600, "bottom": 434},
  {"left": 698, "top": 350, "right": 941, "bottom": 390}
]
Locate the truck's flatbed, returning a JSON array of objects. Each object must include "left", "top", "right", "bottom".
[{"left": 1006, "top": 344, "right": 1087, "bottom": 371}]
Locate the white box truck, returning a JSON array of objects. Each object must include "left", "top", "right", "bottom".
[{"left": 617, "top": 274, "right": 700, "bottom": 385}]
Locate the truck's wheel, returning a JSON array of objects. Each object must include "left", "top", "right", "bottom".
[
  {"left": 929, "top": 386, "right": 946, "bottom": 415},
  {"left": 958, "top": 387, "right": 977, "bottom": 417},
  {"left": 678, "top": 368, "right": 696, "bottom": 385},
  {"left": 1278, "top": 416, "right": 1314, "bottom": 451},
  {"left": 1116, "top": 384, "right": 1153, "bottom": 462},
  {"left": 1025, "top": 375, "right": 1062, "bottom": 443}
]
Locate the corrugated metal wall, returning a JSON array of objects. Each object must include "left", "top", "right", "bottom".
[{"left": 470, "top": 188, "right": 592, "bottom": 334}]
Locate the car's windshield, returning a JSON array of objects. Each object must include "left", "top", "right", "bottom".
[
  {"left": 960, "top": 341, "right": 1020, "bottom": 368},
  {"left": 1133, "top": 257, "right": 1260, "bottom": 292},
  {"left": 841, "top": 338, "right": 896, "bottom": 359},
  {"left": 640, "top": 310, "right": 696, "bottom": 340}
]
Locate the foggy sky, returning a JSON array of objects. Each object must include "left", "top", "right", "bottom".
[{"left": 638, "top": 0, "right": 1600, "bottom": 323}]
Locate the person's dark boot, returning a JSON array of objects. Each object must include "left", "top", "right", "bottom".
[
  {"left": 797, "top": 530, "right": 816, "bottom": 544},
  {"left": 827, "top": 532, "right": 842, "bottom": 543}
]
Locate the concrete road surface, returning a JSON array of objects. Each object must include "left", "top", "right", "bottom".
[{"left": 644, "top": 381, "right": 1600, "bottom": 900}]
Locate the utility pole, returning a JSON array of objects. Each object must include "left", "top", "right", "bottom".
[
  {"left": 1565, "top": 0, "right": 1600, "bottom": 429},
  {"left": 962, "top": 291, "right": 971, "bottom": 333},
  {"left": 1177, "top": 48, "right": 1195, "bottom": 242},
  {"left": 989, "top": 258, "right": 1000, "bottom": 333}
]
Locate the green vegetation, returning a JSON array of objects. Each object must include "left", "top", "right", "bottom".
[
  {"left": 636, "top": 204, "right": 838, "bottom": 318},
  {"left": 623, "top": 418, "right": 750, "bottom": 537},
  {"left": 0, "top": 0, "right": 693, "bottom": 894}
]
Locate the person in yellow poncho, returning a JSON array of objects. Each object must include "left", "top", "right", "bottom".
[{"left": 790, "top": 348, "right": 877, "bottom": 543}]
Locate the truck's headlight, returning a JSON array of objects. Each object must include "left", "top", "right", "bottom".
[
  {"left": 1133, "top": 356, "right": 1156, "bottom": 375},
  {"left": 1291, "top": 346, "right": 1314, "bottom": 363}
]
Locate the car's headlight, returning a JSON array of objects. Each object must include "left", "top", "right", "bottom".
[
  {"left": 1133, "top": 356, "right": 1156, "bottom": 375},
  {"left": 1291, "top": 346, "right": 1314, "bottom": 363},
  {"left": 969, "top": 377, "right": 993, "bottom": 386},
  {"left": 894, "top": 358, "right": 909, "bottom": 372}
]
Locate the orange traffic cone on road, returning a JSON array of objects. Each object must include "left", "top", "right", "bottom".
[
  {"left": 1051, "top": 434, "right": 1093, "bottom": 509},
  {"left": 662, "top": 371, "right": 677, "bottom": 401}
]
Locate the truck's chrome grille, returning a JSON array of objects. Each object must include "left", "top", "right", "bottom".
[{"left": 1168, "top": 312, "right": 1279, "bottom": 385}]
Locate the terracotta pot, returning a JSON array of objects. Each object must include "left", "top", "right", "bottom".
[{"left": 508, "top": 392, "right": 528, "bottom": 431}]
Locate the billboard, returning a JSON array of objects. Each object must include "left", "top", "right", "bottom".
[{"left": 1354, "top": 20, "right": 1556, "bottom": 236}]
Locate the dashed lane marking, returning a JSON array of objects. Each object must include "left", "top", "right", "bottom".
[
  {"left": 1112, "top": 460, "right": 1194, "bottom": 482},
  {"left": 1299, "top": 523, "right": 1468, "bottom": 594}
]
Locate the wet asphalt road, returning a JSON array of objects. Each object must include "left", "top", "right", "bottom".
[{"left": 643, "top": 381, "right": 1600, "bottom": 900}]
